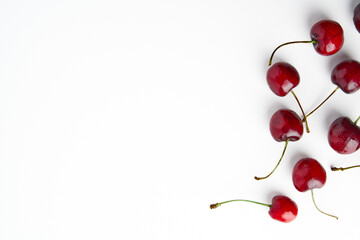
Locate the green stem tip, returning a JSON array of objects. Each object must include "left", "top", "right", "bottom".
[
  {"left": 331, "top": 165, "right": 360, "bottom": 171},
  {"left": 210, "top": 199, "right": 271, "bottom": 210},
  {"left": 311, "top": 189, "right": 338, "bottom": 220}
]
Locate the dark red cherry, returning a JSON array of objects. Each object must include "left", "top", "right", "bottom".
[
  {"left": 210, "top": 195, "right": 298, "bottom": 223},
  {"left": 353, "top": 4, "right": 360, "bottom": 33},
  {"left": 292, "top": 158, "right": 326, "bottom": 192},
  {"left": 269, "top": 109, "right": 303, "bottom": 142},
  {"left": 310, "top": 20, "right": 344, "bottom": 56},
  {"left": 267, "top": 62, "right": 299, "bottom": 97},
  {"left": 331, "top": 60, "right": 360, "bottom": 94},
  {"left": 254, "top": 109, "right": 303, "bottom": 180},
  {"left": 328, "top": 116, "right": 360, "bottom": 154},
  {"left": 292, "top": 158, "right": 338, "bottom": 219}
]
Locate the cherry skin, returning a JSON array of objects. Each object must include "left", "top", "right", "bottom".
[
  {"left": 353, "top": 4, "right": 360, "bottom": 33},
  {"left": 292, "top": 158, "right": 338, "bottom": 219},
  {"left": 328, "top": 116, "right": 360, "bottom": 154},
  {"left": 210, "top": 195, "right": 298, "bottom": 223},
  {"left": 310, "top": 20, "right": 344, "bottom": 56},
  {"left": 270, "top": 109, "right": 303, "bottom": 142},
  {"left": 292, "top": 158, "right": 326, "bottom": 192},
  {"left": 267, "top": 62, "right": 299, "bottom": 97},
  {"left": 331, "top": 60, "right": 360, "bottom": 94}
]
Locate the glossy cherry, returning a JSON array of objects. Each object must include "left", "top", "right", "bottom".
[
  {"left": 269, "top": 109, "right": 303, "bottom": 142},
  {"left": 269, "top": 19, "right": 344, "bottom": 65},
  {"left": 310, "top": 20, "right": 344, "bottom": 56},
  {"left": 328, "top": 116, "right": 360, "bottom": 154},
  {"left": 330, "top": 116, "right": 360, "bottom": 172},
  {"left": 267, "top": 62, "right": 299, "bottom": 97},
  {"left": 331, "top": 60, "right": 360, "bottom": 94},
  {"left": 266, "top": 62, "right": 309, "bottom": 132},
  {"left": 292, "top": 158, "right": 338, "bottom": 219},
  {"left": 210, "top": 195, "right": 298, "bottom": 223},
  {"left": 255, "top": 109, "right": 303, "bottom": 180},
  {"left": 354, "top": 4, "right": 360, "bottom": 33},
  {"left": 303, "top": 60, "right": 360, "bottom": 121}
]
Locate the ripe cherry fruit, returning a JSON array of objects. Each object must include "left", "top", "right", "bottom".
[
  {"left": 210, "top": 195, "right": 298, "bottom": 223},
  {"left": 330, "top": 115, "right": 360, "bottom": 172},
  {"left": 292, "top": 158, "right": 338, "bottom": 219},
  {"left": 255, "top": 109, "right": 303, "bottom": 180},
  {"left": 269, "top": 19, "right": 344, "bottom": 65},
  {"left": 328, "top": 115, "right": 360, "bottom": 154},
  {"left": 303, "top": 59, "right": 360, "bottom": 121},
  {"left": 267, "top": 62, "right": 310, "bottom": 132},
  {"left": 353, "top": 4, "right": 360, "bottom": 33}
]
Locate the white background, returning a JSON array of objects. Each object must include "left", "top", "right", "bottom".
[{"left": 1, "top": 0, "right": 360, "bottom": 239}]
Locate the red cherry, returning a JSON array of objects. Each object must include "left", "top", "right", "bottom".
[
  {"left": 328, "top": 116, "right": 360, "bottom": 154},
  {"left": 292, "top": 158, "right": 326, "bottom": 192},
  {"left": 268, "top": 195, "right": 298, "bottom": 223},
  {"left": 310, "top": 20, "right": 344, "bottom": 56},
  {"left": 269, "top": 109, "right": 303, "bottom": 142},
  {"left": 267, "top": 62, "right": 300, "bottom": 97},
  {"left": 210, "top": 195, "right": 298, "bottom": 223},
  {"left": 302, "top": 60, "right": 360, "bottom": 121},
  {"left": 255, "top": 109, "right": 303, "bottom": 180},
  {"left": 292, "top": 158, "right": 338, "bottom": 219},
  {"left": 353, "top": 4, "right": 360, "bottom": 33},
  {"left": 268, "top": 19, "right": 344, "bottom": 65},
  {"left": 331, "top": 60, "right": 360, "bottom": 94},
  {"left": 266, "top": 62, "right": 310, "bottom": 132}
]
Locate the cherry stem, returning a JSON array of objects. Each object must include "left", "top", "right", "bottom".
[
  {"left": 303, "top": 87, "right": 339, "bottom": 121},
  {"left": 311, "top": 189, "right": 338, "bottom": 220},
  {"left": 254, "top": 139, "right": 289, "bottom": 180},
  {"left": 354, "top": 115, "right": 360, "bottom": 125},
  {"left": 291, "top": 90, "right": 310, "bottom": 133},
  {"left": 268, "top": 40, "right": 317, "bottom": 66},
  {"left": 210, "top": 199, "right": 271, "bottom": 210},
  {"left": 331, "top": 165, "right": 360, "bottom": 171}
]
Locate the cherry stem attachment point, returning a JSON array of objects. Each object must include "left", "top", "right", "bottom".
[
  {"left": 210, "top": 199, "right": 271, "bottom": 210},
  {"left": 303, "top": 87, "right": 339, "bottom": 121},
  {"left": 291, "top": 90, "right": 310, "bottom": 133},
  {"left": 268, "top": 40, "right": 317, "bottom": 66},
  {"left": 354, "top": 115, "right": 360, "bottom": 125},
  {"left": 311, "top": 189, "right": 338, "bottom": 220},
  {"left": 254, "top": 139, "right": 289, "bottom": 181},
  {"left": 331, "top": 165, "right": 360, "bottom": 171}
]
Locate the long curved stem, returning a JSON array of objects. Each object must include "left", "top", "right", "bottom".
[
  {"left": 268, "top": 40, "right": 317, "bottom": 66},
  {"left": 303, "top": 87, "right": 339, "bottom": 121},
  {"left": 254, "top": 139, "right": 289, "bottom": 180},
  {"left": 311, "top": 189, "right": 338, "bottom": 219},
  {"left": 291, "top": 90, "right": 310, "bottom": 133},
  {"left": 331, "top": 165, "right": 360, "bottom": 171},
  {"left": 210, "top": 199, "right": 271, "bottom": 209}
]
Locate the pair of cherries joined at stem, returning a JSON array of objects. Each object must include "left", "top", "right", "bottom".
[{"left": 210, "top": 158, "right": 337, "bottom": 222}]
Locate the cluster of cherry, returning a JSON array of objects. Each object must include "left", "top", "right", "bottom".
[{"left": 210, "top": 5, "right": 360, "bottom": 223}]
